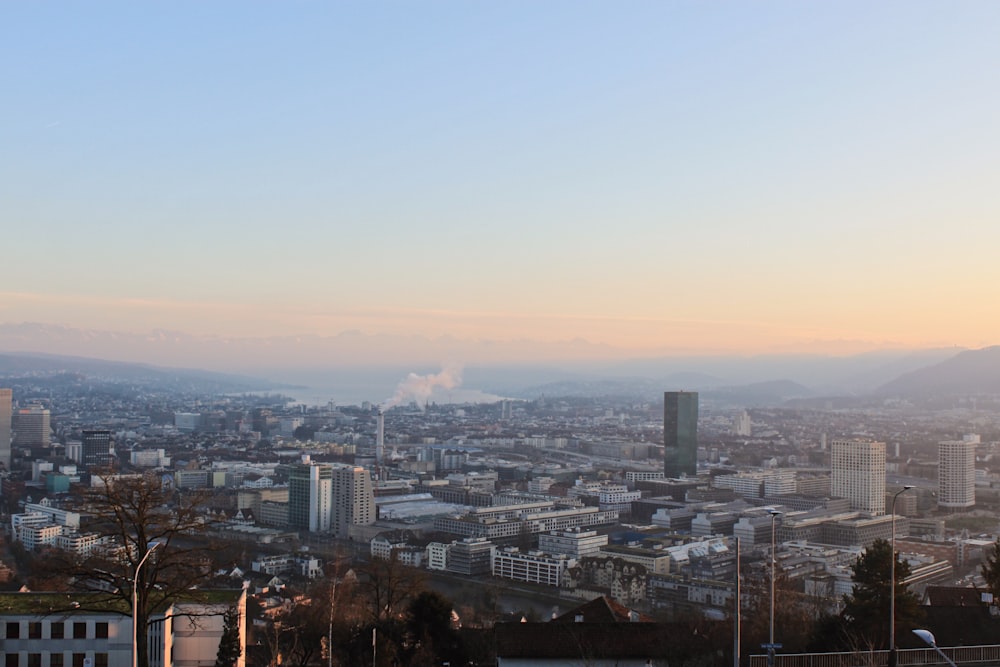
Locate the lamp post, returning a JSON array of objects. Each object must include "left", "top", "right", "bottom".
[
  {"left": 912, "top": 629, "right": 958, "bottom": 667},
  {"left": 734, "top": 536, "right": 741, "bottom": 667},
  {"left": 889, "top": 486, "right": 914, "bottom": 667},
  {"left": 132, "top": 542, "right": 161, "bottom": 667},
  {"left": 766, "top": 509, "right": 782, "bottom": 667}
]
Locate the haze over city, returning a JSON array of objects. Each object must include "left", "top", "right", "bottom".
[
  {"left": 4, "top": 2, "right": 1000, "bottom": 374},
  {"left": 6, "top": 6, "right": 1000, "bottom": 660}
]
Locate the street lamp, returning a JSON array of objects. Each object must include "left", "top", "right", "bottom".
[
  {"left": 766, "top": 508, "right": 782, "bottom": 667},
  {"left": 889, "top": 485, "right": 914, "bottom": 667},
  {"left": 132, "top": 542, "right": 161, "bottom": 667},
  {"left": 912, "top": 629, "right": 958, "bottom": 667}
]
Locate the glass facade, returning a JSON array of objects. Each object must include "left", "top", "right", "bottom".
[{"left": 664, "top": 391, "right": 698, "bottom": 478}]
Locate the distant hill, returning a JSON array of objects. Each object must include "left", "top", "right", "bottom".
[
  {"left": 835, "top": 347, "right": 961, "bottom": 393},
  {"left": 512, "top": 371, "right": 723, "bottom": 400},
  {"left": 875, "top": 346, "right": 1000, "bottom": 397},
  {"left": 1, "top": 322, "right": 990, "bottom": 407},
  {"left": 512, "top": 377, "right": 663, "bottom": 400},
  {"left": 704, "top": 379, "right": 813, "bottom": 407},
  {"left": 0, "top": 352, "right": 284, "bottom": 394}
]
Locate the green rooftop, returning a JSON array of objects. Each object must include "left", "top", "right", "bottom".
[{"left": 0, "top": 590, "right": 243, "bottom": 616}]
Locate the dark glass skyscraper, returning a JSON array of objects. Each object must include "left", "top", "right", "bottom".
[
  {"left": 0, "top": 389, "right": 10, "bottom": 471},
  {"left": 664, "top": 391, "right": 698, "bottom": 478},
  {"left": 81, "top": 429, "right": 113, "bottom": 470}
]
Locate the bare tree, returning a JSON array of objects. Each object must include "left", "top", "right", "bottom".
[
  {"left": 355, "top": 553, "right": 426, "bottom": 622},
  {"left": 42, "top": 473, "right": 224, "bottom": 667}
]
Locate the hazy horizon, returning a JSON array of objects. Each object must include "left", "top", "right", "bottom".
[
  {"left": 0, "top": 322, "right": 973, "bottom": 408},
  {"left": 0, "top": 320, "right": 969, "bottom": 373},
  {"left": 4, "top": 2, "right": 999, "bottom": 361}
]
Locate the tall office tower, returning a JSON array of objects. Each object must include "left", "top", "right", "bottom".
[
  {"left": 375, "top": 409, "right": 385, "bottom": 465},
  {"left": 830, "top": 439, "right": 886, "bottom": 515},
  {"left": 0, "top": 389, "right": 11, "bottom": 470},
  {"left": 938, "top": 439, "right": 976, "bottom": 512},
  {"left": 331, "top": 465, "right": 375, "bottom": 538},
  {"left": 288, "top": 462, "right": 333, "bottom": 532},
  {"left": 81, "top": 430, "right": 114, "bottom": 470},
  {"left": 12, "top": 405, "right": 51, "bottom": 448},
  {"left": 733, "top": 410, "right": 752, "bottom": 437},
  {"left": 664, "top": 391, "right": 698, "bottom": 478}
]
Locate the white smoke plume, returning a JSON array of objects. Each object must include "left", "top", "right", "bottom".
[{"left": 384, "top": 364, "right": 463, "bottom": 409}]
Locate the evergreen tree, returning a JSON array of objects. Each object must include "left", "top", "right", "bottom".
[
  {"left": 214, "top": 606, "right": 242, "bottom": 667},
  {"left": 980, "top": 538, "right": 1000, "bottom": 604},
  {"left": 838, "top": 539, "right": 923, "bottom": 651},
  {"left": 405, "top": 591, "right": 463, "bottom": 666}
]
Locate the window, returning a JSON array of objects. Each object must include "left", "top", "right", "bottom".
[
  {"left": 7, "top": 621, "right": 20, "bottom": 639},
  {"left": 50, "top": 622, "right": 64, "bottom": 639},
  {"left": 27, "top": 655, "right": 41, "bottom": 667},
  {"left": 29, "top": 622, "right": 42, "bottom": 639},
  {"left": 72, "top": 623, "right": 86, "bottom": 639},
  {"left": 71, "top": 655, "right": 85, "bottom": 667},
  {"left": 94, "top": 623, "right": 108, "bottom": 639},
  {"left": 5, "top": 654, "right": 18, "bottom": 667},
  {"left": 94, "top": 656, "right": 107, "bottom": 667},
  {"left": 49, "top": 655, "right": 63, "bottom": 667}
]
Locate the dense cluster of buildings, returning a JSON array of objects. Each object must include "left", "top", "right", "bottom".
[{"left": 1, "top": 378, "right": 1000, "bottom": 663}]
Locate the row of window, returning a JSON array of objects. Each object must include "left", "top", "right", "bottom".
[
  {"left": 5, "top": 654, "right": 108, "bottom": 667},
  {"left": 5, "top": 622, "right": 108, "bottom": 640}
]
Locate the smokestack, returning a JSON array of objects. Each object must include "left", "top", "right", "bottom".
[{"left": 376, "top": 408, "right": 385, "bottom": 465}]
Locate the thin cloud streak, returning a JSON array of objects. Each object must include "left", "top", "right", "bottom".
[{"left": 0, "top": 290, "right": 985, "bottom": 359}]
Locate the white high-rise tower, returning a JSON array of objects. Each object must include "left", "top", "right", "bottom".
[
  {"left": 831, "top": 439, "right": 886, "bottom": 515},
  {"left": 938, "top": 437, "right": 976, "bottom": 512},
  {"left": 331, "top": 465, "right": 375, "bottom": 538}
]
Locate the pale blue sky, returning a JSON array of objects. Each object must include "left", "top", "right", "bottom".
[{"left": 3, "top": 2, "right": 1000, "bottom": 359}]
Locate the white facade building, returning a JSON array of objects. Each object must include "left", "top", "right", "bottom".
[
  {"left": 493, "top": 548, "right": 576, "bottom": 587},
  {"left": 0, "top": 589, "right": 247, "bottom": 667},
  {"left": 734, "top": 410, "right": 752, "bottom": 436},
  {"left": 55, "top": 531, "right": 109, "bottom": 557},
  {"left": 939, "top": 439, "right": 976, "bottom": 511},
  {"left": 625, "top": 471, "right": 665, "bottom": 483},
  {"left": 714, "top": 469, "right": 797, "bottom": 498},
  {"left": 527, "top": 476, "right": 555, "bottom": 493},
  {"left": 598, "top": 486, "right": 641, "bottom": 513},
  {"left": 14, "top": 521, "right": 62, "bottom": 551},
  {"left": 426, "top": 542, "right": 449, "bottom": 571},
  {"left": 831, "top": 439, "right": 886, "bottom": 515},
  {"left": 332, "top": 465, "right": 375, "bottom": 538},
  {"left": 538, "top": 528, "right": 608, "bottom": 558},
  {"left": 130, "top": 448, "right": 171, "bottom": 468},
  {"left": 251, "top": 554, "right": 322, "bottom": 578},
  {"left": 22, "top": 503, "right": 80, "bottom": 529}
]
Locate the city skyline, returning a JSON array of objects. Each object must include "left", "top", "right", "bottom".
[{"left": 4, "top": 2, "right": 1000, "bottom": 366}]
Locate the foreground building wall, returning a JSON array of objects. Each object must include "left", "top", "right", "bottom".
[{"left": 0, "top": 589, "right": 246, "bottom": 667}]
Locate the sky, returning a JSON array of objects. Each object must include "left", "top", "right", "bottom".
[{"left": 3, "top": 1, "right": 1000, "bottom": 364}]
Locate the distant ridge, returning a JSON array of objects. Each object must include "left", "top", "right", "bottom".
[
  {"left": 704, "top": 379, "right": 813, "bottom": 407},
  {"left": 875, "top": 346, "right": 1000, "bottom": 396},
  {"left": 0, "top": 351, "right": 284, "bottom": 394},
  {"left": 1, "top": 321, "right": 989, "bottom": 407},
  {"left": 512, "top": 372, "right": 722, "bottom": 400}
]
